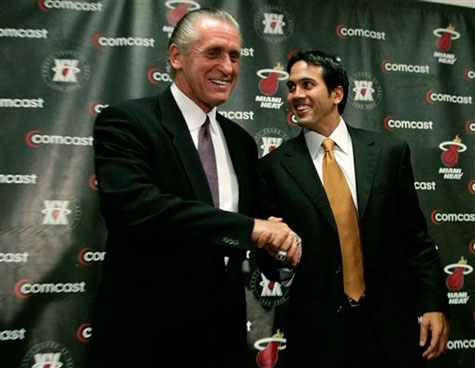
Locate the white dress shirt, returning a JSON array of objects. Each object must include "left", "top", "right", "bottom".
[
  {"left": 304, "top": 118, "right": 359, "bottom": 211},
  {"left": 170, "top": 83, "right": 239, "bottom": 213}
]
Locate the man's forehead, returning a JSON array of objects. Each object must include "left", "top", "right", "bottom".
[
  {"left": 193, "top": 30, "right": 241, "bottom": 51},
  {"left": 289, "top": 63, "right": 323, "bottom": 80}
]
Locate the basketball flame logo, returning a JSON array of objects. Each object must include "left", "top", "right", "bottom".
[
  {"left": 446, "top": 257, "right": 469, "bottom": 291},
  {"left": 259, "top": 63, "right": 285, "bottom": 96},
  {"left": 167, "top": 3, "right": 189, "bottom": 26},
  {"left": 436, "top": 24, "right": 455, "bottom": 52},
  {"left": 256, "top": 330, "right": 285, "bottom": 368},
  {"left": 441, "top": 135, "right": 462, "bottom": 167}
]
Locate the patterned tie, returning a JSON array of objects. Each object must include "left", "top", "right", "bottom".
[
  {"left": 198, "top": 116, "right": 219, "bottom": 207},
  {"left": 322, "top": 138, "right": 365, "bottom": 301}
]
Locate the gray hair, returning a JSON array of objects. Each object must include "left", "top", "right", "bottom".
[{"left": 168, "top": 8, "right": 241, "bottom": 78}]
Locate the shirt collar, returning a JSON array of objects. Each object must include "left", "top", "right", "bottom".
[
  {"left": 304, "top": 117, "right": 351, "bottom": 158},
  {"left": 170, "top": 83, "right": 217, "bottom": 132}
]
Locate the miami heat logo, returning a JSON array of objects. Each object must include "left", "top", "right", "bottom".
[
  {"left": 161, "top": 1, "right": 200, "bottom": 38},
  {"left": 165, "top": 1, "right": 199, "bottom": 26},
  {"left": 439, "top": 135, "right": 466, "bottom": 167},
  {"left": 255, "top": 330, "right": 286, "bottom": 368},
  {"left": 433, "top": 24, "right": 460, "bottom": 53},
  {"left": 444, "top": 257, "right": 473, "bottom": 291},
  {"left": 257, "top": 63, "right": 288, "bottom": 96}
]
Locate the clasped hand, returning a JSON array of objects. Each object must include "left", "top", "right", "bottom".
[{"left": 252, "top": 217, "right": 302, "bottom": 267}]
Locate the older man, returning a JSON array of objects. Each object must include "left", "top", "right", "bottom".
[{"left": 87, "top": 8, "right": 300, "bottom": 368}]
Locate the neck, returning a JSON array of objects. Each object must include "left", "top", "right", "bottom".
[
  {"left": 311, "top": 113, "right": 341, "bottom": 137},
  {"left": 173, "top": 77, "right": 213, "bottom": 113}
]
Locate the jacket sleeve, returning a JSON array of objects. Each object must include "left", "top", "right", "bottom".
[
  {"left": 397, "top": 142, "right": 449, "bottom": 315},
  {"left": 94, "top": 103, "right": 255, "bottom": 252}
]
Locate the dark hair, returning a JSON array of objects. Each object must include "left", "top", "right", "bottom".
[{"left": 287, "top": 50, "right": 349, "bottom": 114}]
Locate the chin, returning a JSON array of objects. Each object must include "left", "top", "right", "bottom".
[
  {"left": 210, "top": 95, "right": 230, "bottom": 106},
  {"left": 294, "top": 117, "right": 311, "bottom": 126}
]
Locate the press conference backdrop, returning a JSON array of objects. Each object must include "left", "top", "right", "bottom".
[{"left": 0, "top": 0, "right": 473, "bottom": 367}]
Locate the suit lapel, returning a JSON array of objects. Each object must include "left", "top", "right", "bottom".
[
  {"left": 157, "top": 88, "right": 214, "bottom": 205},
  {"left": 280, "top": 132, "right": 337, "bottom": 229},
  {"left": 349, "top": 126, "right": 381, "bottom": 221}
]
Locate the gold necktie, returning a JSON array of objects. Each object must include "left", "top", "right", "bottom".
[{"left": 322, "top": 138, "right": 365, "bottom": 301}]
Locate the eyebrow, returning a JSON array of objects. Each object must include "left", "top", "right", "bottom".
[
  {"left": 298, "top": 77, "right": 317, "bottom": 83},
  {"left": 287, "top": 77, "right": 316, "bottom": 85},
  {"left": 204, "top": 44, "right": 241, "bottom": 53}
]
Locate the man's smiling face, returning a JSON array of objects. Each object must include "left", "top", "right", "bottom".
[{"left": 171, "top": 18, "right": 242, "bottom": 112}]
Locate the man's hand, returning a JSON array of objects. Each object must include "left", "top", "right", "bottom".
[
  {"left": 420, "top": 312, "right": 449, "bottom": 360},
  {"left": 252, "top": 217, "right": 302, "bottom": 267}
]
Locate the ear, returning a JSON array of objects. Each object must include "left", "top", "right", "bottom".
[
  {"left": 169, "top": 44, "right": 183, "bottom": 71},
  {"left": 332, "top": 86, "right": 344, "bottom": 105}
]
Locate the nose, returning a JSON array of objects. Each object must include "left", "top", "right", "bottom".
[
  {"left": 293, "top": 85, "right": 305, "bottom": 98},
  {"left": 288, "top": 86, "right": 305, "bottom": 102},
  {"left": 219, "top": 53, "right": 234, "bottom": 75}
]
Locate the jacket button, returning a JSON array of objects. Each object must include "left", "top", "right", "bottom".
[
  {"left": 335, "top": 266, "right": 342, "bottom": 274},
  {"left": 336, "top": 305, "right": 343, "bottom": 314}
]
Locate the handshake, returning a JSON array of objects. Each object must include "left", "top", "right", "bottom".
[{"left": 252, "top": 217, "right": 302, "bottom": 267}]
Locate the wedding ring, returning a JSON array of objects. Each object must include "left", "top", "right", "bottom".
[
  {"left": 294, "top": 234, "right": 302, "bottom": 246},
  {"left": 275, "top": 250, "right": 288, "bottom": 262}
]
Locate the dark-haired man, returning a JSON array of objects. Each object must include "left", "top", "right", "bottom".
[
  {"left": 255, "top": 50, "right": 449, "bottom": 367},
  {"left": 87, "top": 8, "right": 300, "bottom": 368}
]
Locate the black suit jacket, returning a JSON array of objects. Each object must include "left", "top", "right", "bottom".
[
  {"left": 255, "top": 125, "right": 448, "bottom": 368},
  {"left": 88, "top": 88, "right": 257, "bottom": 367}
]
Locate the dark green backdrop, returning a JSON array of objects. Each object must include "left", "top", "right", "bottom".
[{"left": 0, "top": 0, "right": 473, "bottom": 367}]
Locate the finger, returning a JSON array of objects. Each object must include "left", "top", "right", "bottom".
[
  {"left": 432, "top": 325, "right": 449, "bottom": 358},
  {"left": 422, "top": 342, "right": 436, "bottom": 360},
  {"left": 419, "top": 319, "right": 429, "bottom": 348},
  {"left": 285, "top": 235, "right": 298, "bottom": 259},
  {"left": 267, "top": 216, "right": 283, "bottom": 223},
  {"left": 268, "top": 229, "right": 291, "bottom": 251},
  {"left": 423, "top": 329, "right": 441, "bottom": 359},
  {"left": 256, "top": 231, "right": 272, "bottom": 249},
  {"left": 292, "top": 234, "right": 302, "bottom": 265},
  {"left": 274, "top": 230, "right": 294, "bottom": 253},
  {"left": 279, "top": 234, "right": 296, "bottom": 265},
  {"left": 269, "top": 232, "right": 294, "bottom": 265},
  {"left": 273, "top": 221, "right": 290, "bottom": 231},
  {"left": 291, "top": 241, "right": 302, "bottom": 267},
  {"left": 286, "top": 233, "right": 301, "bottom": 262}
]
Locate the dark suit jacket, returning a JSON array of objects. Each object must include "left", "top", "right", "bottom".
[
  {"left": 88, "top": 88, "right": 257, "bottom": 367},
  {"left": 255, "top": 125, "right": 448, "bottom": 368}
]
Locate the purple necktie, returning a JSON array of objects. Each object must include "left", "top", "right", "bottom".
[{"left": 198, "top": 116, "right": 219, "bottom": 207}]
